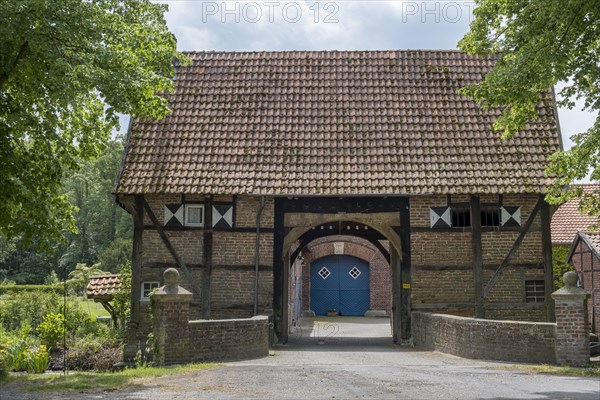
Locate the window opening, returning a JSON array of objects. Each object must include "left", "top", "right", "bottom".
[{"left": 525, "top": 280, "right": 545, "bottom": 303}]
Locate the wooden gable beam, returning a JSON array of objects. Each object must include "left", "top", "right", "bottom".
[
  {"left": 201, "top": 195, "right": 213, "bottom": 319},
  {"left": 483, "top": 197, "right": 543, "bottom": 298},
  {"left": 143, "top": 199, "right": 203, "bottom": 299}
]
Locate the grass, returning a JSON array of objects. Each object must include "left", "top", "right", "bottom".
[
  {"left": 1, "top": 363, "right": 216, "bottom": 393},
  {"left": 80, "top": 298, "right": 110, "bottom": 319}
]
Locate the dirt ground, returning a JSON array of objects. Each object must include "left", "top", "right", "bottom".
[{"left": 2, "top": 317, "right": 599, "bottom": 399}]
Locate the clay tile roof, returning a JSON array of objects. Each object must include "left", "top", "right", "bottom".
[
  {"left": 86, "top": 275, "right": 121, "bottom": 301},
  {"left": 551, "top": 184, "right": 600, "bottom": 245},
  {"left": 115, "top": 50, "right": 561, "bottom": 196},
  {"left": 584, "top": 232, "right": 600, "bottom": 251}
]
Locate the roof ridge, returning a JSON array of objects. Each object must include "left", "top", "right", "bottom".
[{"left": 182, "top": 49, "right": 475, "bottom": 54}]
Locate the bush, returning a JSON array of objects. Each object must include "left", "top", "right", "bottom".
[
  {"left": 0, "top": 284, "right": 64, "bottom": 295},
  {"left": 65, "top": 336, "right": 122, "bottom": 371},
  {"left": 37, "top": 313, "right": 66, "bottom": 350},
  {"left": 0, "top": 291, "right": 63, "bottom": 332},
  {"left": 553, "top": 245, "right": 575, "bottom": 289},
  {"left": 0, "top": 326, "right": 48, "bottom": 373}
]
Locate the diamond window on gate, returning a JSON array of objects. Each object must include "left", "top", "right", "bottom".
[
  {"left": 319, "top": 267, "right": 331, "bottom": 280},
  {"left": 349, "top": 266, "right": 361, "bottom": 279}
]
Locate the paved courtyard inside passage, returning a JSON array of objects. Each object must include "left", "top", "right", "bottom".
[{"left": 2, "top": 317, "right": 599, "bottom": 399}]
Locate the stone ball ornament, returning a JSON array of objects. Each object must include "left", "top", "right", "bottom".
[
  {"left": 562, "top": 271, "right": 578, "bottom": 287},
  {"left": 163, "top": 268, "right": 180, "bottom": 285}
]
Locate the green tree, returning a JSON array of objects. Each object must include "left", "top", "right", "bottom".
[
  {"left": 97, "top": 238, "right": 133, "bottom": 273},
  {"left": 61, "top": 137, "right": 132, "bottom": 273},
  {"left": 552, "top": 245, "right": 574, "bottom": 289},
  {"left": 66, "top": 263, "right": 108, "bottom": 296},
  {"left": 0, "top": 0, "right": 185, "bottom": 248},
  {"left": 458, "top": 0, "right": 600, "bottom": 214}
]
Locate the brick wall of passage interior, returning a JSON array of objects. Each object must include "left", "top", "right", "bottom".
[
  {"left": 571, "top": 240, "right": 600, "bottom": 334},
  {"left": 300, "top": 236, "right": 392, "bottom": 314},
  {"left": 412, "top": 312, "right": 556, "bottom": 364}
]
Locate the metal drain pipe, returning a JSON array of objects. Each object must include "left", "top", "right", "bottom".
[{"left": 254, "top": 196, "right": 266, "bottom": 315}]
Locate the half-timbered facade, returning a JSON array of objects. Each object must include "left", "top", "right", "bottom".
[{"left": 114, "top": 50, "right": 561, "bottom": 352}]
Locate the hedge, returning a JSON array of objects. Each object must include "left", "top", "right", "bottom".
[{"left": 0, "top": 285, "right": 65, "bottom": 295}]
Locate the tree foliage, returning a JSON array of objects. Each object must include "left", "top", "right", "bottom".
[
  {"left": 0, "top": 138, "right": 133, "bottom": 284},
  {"left": 66, "top": 263, "right": 108, "bottom": 296},
  {"left": 459, "top": 0, "right": 600, "bottom": 215},
  {"left": 0, "top": 0, "right": 185, "bottom": 247}
]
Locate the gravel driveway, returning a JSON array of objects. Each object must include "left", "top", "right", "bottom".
[{"left": 2, "top": 317, "right": 599, "bottom": 399}]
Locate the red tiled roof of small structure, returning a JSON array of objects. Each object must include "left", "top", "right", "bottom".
[
  {"left": 86, "top": 275, "right": 121, "bottom": 300},
  {"left": 551, "top": 184, "right": 600, "bottom": 245},
  {"left": 115, "top": 50, "right": 561, "bottom": 196}
]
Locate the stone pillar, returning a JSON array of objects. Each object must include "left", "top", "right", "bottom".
[
  {"left": 152, "top": 268, "right": 193, "bottom": 366},
  {"left": 551, "top": 271, "right": 591, "bottom": 366}
]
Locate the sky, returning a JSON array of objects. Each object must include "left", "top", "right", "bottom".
[{"left": 145, "top": 0, "right": 596, "bottom": 153}]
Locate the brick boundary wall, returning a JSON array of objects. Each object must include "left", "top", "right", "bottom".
[
  {"left": 188, "top": 317, "right": 270, "bottom": 362},
  {"left": 151, "top": 268, "right": 269, "bottom": 365},
  {"left": 412, "top": 312, "right": 556, "bottom": 364}
]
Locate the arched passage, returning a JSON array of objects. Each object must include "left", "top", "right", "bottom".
[{"left": 272, "top": 196, "right": 412, "bottom": 345}]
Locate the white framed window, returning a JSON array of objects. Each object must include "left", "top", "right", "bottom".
[
  {"left": 185, "top": 204, "right": 204, "bottom": 226},
  {"left": 141, "top": 282, "right": 160, "bottom": 301}
]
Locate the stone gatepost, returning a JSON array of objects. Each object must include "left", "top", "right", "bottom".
[
  {"left": 151, "top": 268, "right": 193, "bottom": 365},
  {"left": 551, "top": 271, "right": 591, "bottom": 366}
]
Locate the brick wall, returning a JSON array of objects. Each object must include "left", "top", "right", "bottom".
[
  {"left": 212, "top": 231, "right": 273, "bottom": 265},
  {"left": 412, "top": 311, "right": 556, "bottom": 364},
  {"left": 136, "top": 192, "right": 550, "bottom": 339},
  {"left": 188, "top": 317, "right": 270, "bottom": 362},
  {"left": 412, "top": 269, "right": 474, "bottom": 305},
  {"left": 554, "top": 298, "right": 590, "bottom": 365},
  {"left": 409, "top": 194, "right": 549, "bottom": 321},
  {"left": 411, "top": 231, "right": 473, "bottom": 266},
  {"left": 138, "top": 194, "right": 274, "bottom": 323}
]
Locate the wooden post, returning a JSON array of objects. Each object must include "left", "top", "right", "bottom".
[
  {"left": 391, "top": 248, "right": 401, "bottom": 343},
  {"left": 272, "top": 198, "right": 285, "bottom": 342},
  {"left": 470, "top": 195, "right": 484, "bottom": 318},
  {"left": 399, "top": 197, "right": 412, "bottom": 341},
  {"left": 124, "top": 194, "right": 144, "bottom": 360},
  {"left": 202, "top": 195, "right": 213, "bottom": 319},
  {"left": 540, "top": 196, "right": 555, "bottom": 321},
  {"left": 282, "top": 250, "right": 290, "bottom": 344}
]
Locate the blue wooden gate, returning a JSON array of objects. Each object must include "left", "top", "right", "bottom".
[{"left": 310, "top": 255, "right": 370, "bottom": 316}]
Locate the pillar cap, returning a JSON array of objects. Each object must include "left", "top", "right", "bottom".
[
  {"left": 152, "top": 268, "right": 192, "bottom": 300},
  {"left": 164, "top": 268, "right": 180, "bottom": 285},
  {"left": 551, "top": 271, "right": 590, "bottom": 300}
]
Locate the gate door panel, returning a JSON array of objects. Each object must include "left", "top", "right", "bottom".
[{"left": 310, "top": 255, "right": 369, "bottom": 316}]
